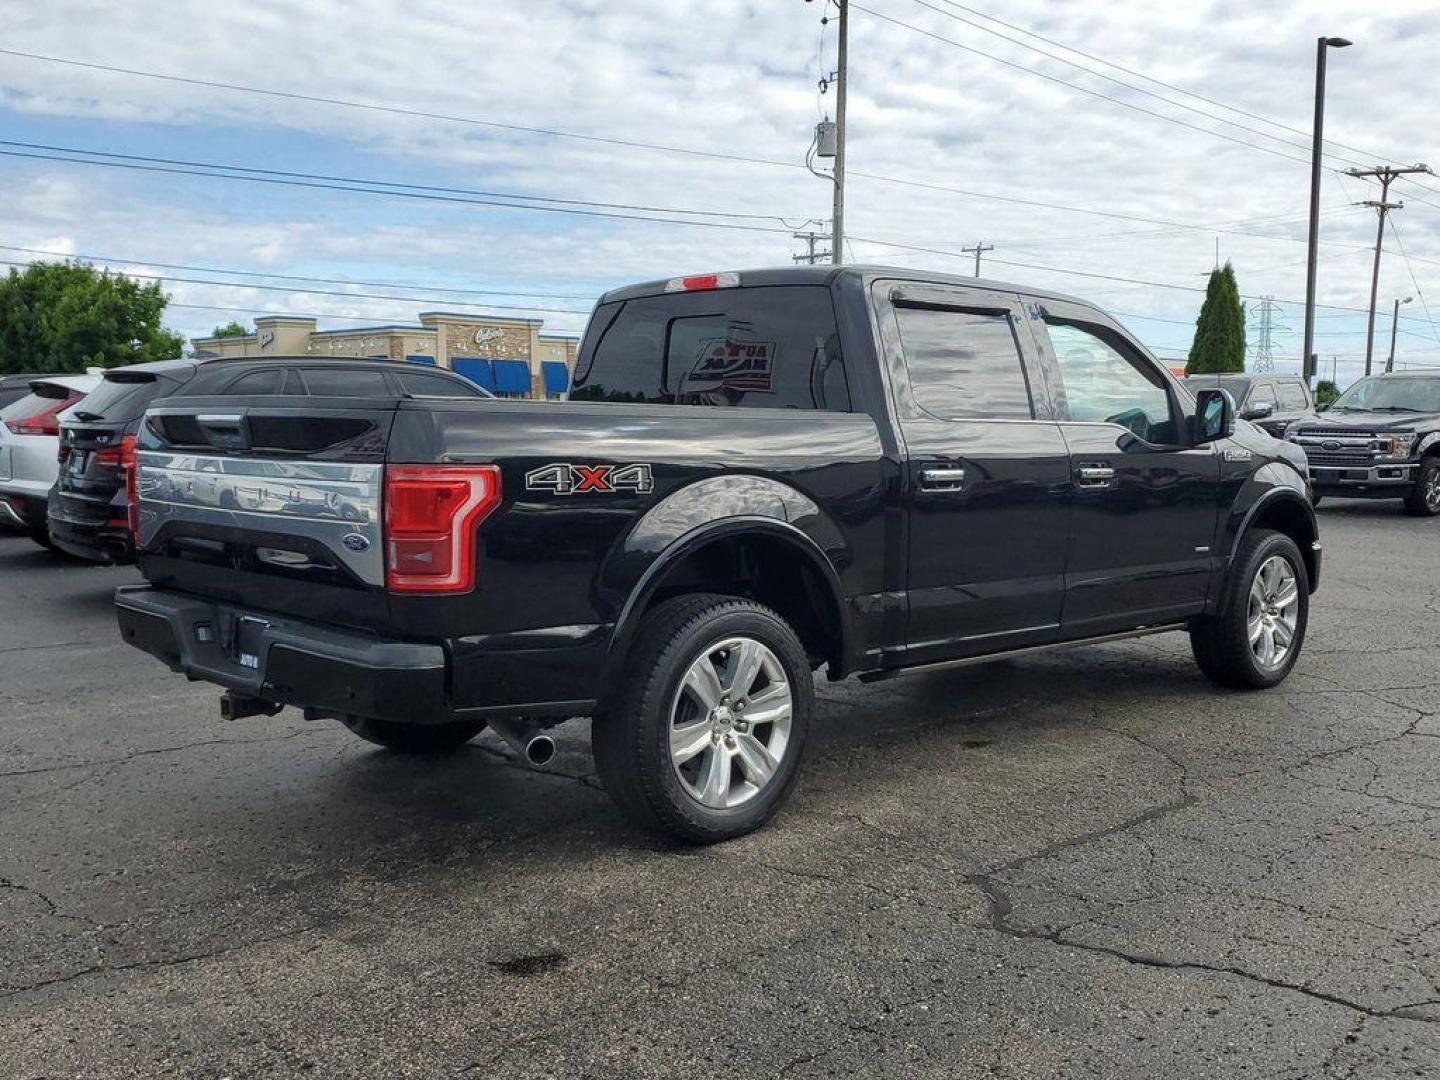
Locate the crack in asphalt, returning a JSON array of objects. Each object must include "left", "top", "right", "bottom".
[
  {"left": 0, "top": 729, "right": 322, "bottom": 780},
  {"left": 967, "top": 872, "right": 1437, "bottom": 1027},
  {"left": 0, "top": 921, "right": 326, "bottom": 999}
]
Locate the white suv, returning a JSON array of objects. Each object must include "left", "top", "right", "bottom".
[{"left": 0, "top": 373, "right": 101, "bottom": 547}]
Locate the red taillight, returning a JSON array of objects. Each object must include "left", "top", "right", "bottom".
[
  {"left": 6, "top": 394, "right": 77, "bottom": 436},
  {"left": 384, "top": 465, "right": 501, "bottom": 594},
  {"left": 120, "top": 436, "right": 140, "bottom": 537}
]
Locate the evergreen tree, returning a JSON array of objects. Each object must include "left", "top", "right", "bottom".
[{"left": 1186, "top": 263, "right": 1247, "bottom": 375}]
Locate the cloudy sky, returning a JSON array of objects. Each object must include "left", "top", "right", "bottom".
[{"left": 2, "top": 0, "right": 1439, "bottom": 384}]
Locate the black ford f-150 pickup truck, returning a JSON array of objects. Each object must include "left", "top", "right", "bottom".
[
  {"left": 116, "top": 266, "right": 1321, "bottom": 842},
  {"left": 1286, "top": 371, "right": 1440, "bottom": 515}
]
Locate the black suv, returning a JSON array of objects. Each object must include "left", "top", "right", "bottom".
[
  {"left": 1287, "top": 372, "right": 1440, "bottom": 515},
  {"left": 1182, "top": 374, "right": 1313, "bottom": 438},
  {"left": 51, "top": 356, "right": 490, "bottom": 563}
]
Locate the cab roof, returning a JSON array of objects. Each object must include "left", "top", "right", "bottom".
[{"left": 597, "top": 264, "right": 1097, "bottom": 308}]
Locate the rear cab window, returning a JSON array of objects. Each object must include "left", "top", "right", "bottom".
[
  {"left": 572, "top": 285, "right": 851, "bottom": 411},
  {"left": 69, "top": 376, "right": 180, "bottom": 423},
  {"left": 892, "top": 305, "right": 1034, "bottom": 420}
]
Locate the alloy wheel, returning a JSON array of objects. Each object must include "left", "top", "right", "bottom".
[
  {"left": 668, "top": 636, "right": 793, "bottom": 809},
  {"left": 1247, "top": 554, "right": 1300, "bottom": 671}
]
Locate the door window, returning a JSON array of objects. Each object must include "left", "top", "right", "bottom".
[
  {"left": 299, "top": 368, "right": 392, "bottom": 397},
  {"left": 1043, "top": 320, "right": 1178, "bottom": 443},
  {"left": 221, "top": 369, "right": 285, "bottom": 395},
  {"left": 893, "top": 306, "right": 1033, "bottom": 420}
]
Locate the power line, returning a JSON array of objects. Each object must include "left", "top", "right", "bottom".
[
  {"left": 922, "top": 0, "right": 1407, "bottom": 167},
  {"left": 849, "top": 3, "right": 1315, "bottom": 167},
  {"left": 0, "top": 258, "right": 593, "bottom": 316},
  {"left": 1385, "top": 216, "right": 1440, "bottom": 347},
  {"left": 0, "top": 49, "right": 1373, "bottom": 240},
  {"left": 0, "top": 243, "right": 599, "bottom": 301},
  {"left": 908, "top": 0, "right": 1368, "bottom": 168}
]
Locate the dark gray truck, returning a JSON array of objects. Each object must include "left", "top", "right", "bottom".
[{"left": 116, "top": 266, "right": 1320, "bottom": 842}]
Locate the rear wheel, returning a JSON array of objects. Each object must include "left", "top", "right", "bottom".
[
  {"left": 340, "top": 715, "right": 485, "bottom": 755},
  {"left": 592, "top": 594, "right": 813, "bottom": 844},
  {"left": 1403, "top": 457, "right": 1440, "bottom": 517},
  {"left": 1191, "top": 529, "right": 1308, "bottom": 689}
]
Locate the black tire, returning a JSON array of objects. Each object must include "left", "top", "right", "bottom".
[
  {"left": 591, "top": 593, "right": 814, "bottom": 844},
  {"left": 1191, "top": 529, "right": 1309, "bottom": 690},
  {"left": 1403, "top": 456, "right": 1440, "bottom": 517},
  {"left": 340, "top": 715, "right": 485, "bottom": 755},
  {"left": 29, "top": 527, "right": 53, "bottom": 551}
]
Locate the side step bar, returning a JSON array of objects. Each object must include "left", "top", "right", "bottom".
[{"left": 857, "top": 623, "right": 1189, "bottom": 683}]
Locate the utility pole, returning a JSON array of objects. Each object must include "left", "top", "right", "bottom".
[
  {"left": 962, "top": 243, "right": 994, "bottom": 277},
  {"left": 792, "top": 228, "right": 832, "bottom": 265},
  {"left": 1345, "top": 164, "right": 1432, "bottom": 375},
  {"left": 1302, "top": 36, "right": 1352, "bottom": 386},
  {"left": 831, "top": 0, "right": 848, "bottom": 266}
]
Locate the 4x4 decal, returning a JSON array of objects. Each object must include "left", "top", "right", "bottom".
[{"left": 524, "top": 463, "right": 655, "bottom": 496}]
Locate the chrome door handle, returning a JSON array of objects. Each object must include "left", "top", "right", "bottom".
[
  {"left": 919, "top": 466, "right": 966, "bottom": 491},
  {"left": 1076, "top": 465, "right": 1115, "bottom": 487}
]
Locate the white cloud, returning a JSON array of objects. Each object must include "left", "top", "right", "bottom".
[{"left": 1, "top": 0, "right": 1438, "bottom": 378}]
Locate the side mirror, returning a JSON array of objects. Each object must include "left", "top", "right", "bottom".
[
  {"left": 1194, "top": 388, "right": 1235, "bottom": 444},
  {"left": 1241, "top": 400, "right": 1275, "bottom": 421}
]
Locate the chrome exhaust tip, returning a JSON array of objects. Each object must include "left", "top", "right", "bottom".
[{"left": 489, "top": 719, "right": 556, "bottom": 767}]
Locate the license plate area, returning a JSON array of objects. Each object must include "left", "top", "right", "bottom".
[{"left": 233, "top": 615, "right": 271, "bottom": 672}]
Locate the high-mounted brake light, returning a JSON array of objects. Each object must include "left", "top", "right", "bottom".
[
  {"left": 664, "top": 272, "right": 740, "bottom": 293},
  {"left": 384, "top": 464, "right": 502, "bottom": 594},
  {"left": 120, "top": 436, "right": 141, "bottom": 538},
  {"left": 6, "top": 393, "right": 79, "bottom": 436}
]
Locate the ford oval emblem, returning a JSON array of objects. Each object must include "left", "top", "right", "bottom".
[
  {"left": 1322, "top": 440, "right": 1340, "bottom": 450},
  {"left": 341, "top": 533, "right": 371, "bottom": 553}
]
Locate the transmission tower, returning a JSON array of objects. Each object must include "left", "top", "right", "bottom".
[{"left": 1250, "top": 296, "right": 1284, "bottom": 373}]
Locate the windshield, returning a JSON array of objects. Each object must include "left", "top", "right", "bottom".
[{"left": 1331, "top": 376, "right": 1440, "bottom": 413}]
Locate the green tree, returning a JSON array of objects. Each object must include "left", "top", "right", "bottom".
[
  {"left": 1186, "top": 263, "right": 1247, "bottom": 375},
  {"left": 1315, "top": 379, "right": 1340, "bottom": 406},
  {"left": 0, "top": 261, "right": 186, "bottom": 374},
  {"left": 210, "top": 320, "right": 249, "bottom": 338}
]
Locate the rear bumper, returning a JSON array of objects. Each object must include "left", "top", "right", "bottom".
[
  {"left": 115, "top": 585, "right": 451, "bottom": 724},
  {"left": 113, "top": 585, "right": 601, "bottom": 725},
  {"left": 48, "top": 489, "right": 132, "bottom": 564}
]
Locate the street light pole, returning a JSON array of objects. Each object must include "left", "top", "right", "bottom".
[
  {"left": 830, "top": 0, "right": 848, "bottom": 266},
  {"left": 1302, "top": 35, "right": 1352, "bottom": 385},
  {"left": 1388, "top": 296, "right": 1413, "bottom": 373}
]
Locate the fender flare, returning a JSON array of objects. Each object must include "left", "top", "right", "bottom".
[
  {"left": 602, "top": 515, "right": 850, "bottom": 682},
  {"left": 1221, "top": 486, "right": 1318, "bottom": 607}
]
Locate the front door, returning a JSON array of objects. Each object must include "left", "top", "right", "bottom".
[
  {"left": 875, "top": 282, "right": 1072, "bottom": 664},
  {"left": 1026, "top": 300, "right": 1219, "bottom": 635}
]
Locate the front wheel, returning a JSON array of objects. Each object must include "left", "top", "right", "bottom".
[
  {"left": 1191, "top": 529, "right": 1309, "bottom": 690},
  {"left": 592, "top": 594, "right": 814, "bottom": 844},
  {"left": 1403, "top": 457, "right": 1440, "bottom": 517},
  {"left": 340, "top": 715, "right": 485, "bottom": 754}
]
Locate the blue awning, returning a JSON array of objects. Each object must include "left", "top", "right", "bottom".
[
  {"left": 542, "top": 361, "right": 570, "bottom": 396},
  {"left": 451, "top": 356, "right": 496, "bottom": 391},
  {"left": 493, "top": 359, "right": 532, "bottom": 396},
  {"left": 406, "top": 354, "right": 436, "bottom": 366}
]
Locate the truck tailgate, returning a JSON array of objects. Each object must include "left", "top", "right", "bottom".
[{"left": 134, "top": 398, "right": 398, "bottom": 630}]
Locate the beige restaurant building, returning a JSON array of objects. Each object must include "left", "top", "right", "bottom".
[{"left": 191, "top": 312, "right": 580, "bottom": 398}]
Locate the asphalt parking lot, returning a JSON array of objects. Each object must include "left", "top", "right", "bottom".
[{"left": 1, "top": 504, "right": 1437, "bottom": 1079}]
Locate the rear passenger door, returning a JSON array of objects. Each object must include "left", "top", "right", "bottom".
[
  {"left": 1026, "top": 300, "right": 1218, "bottom": 634},
  {"left": 875, "top": 282, "right": 1071, "bottom": 662}
]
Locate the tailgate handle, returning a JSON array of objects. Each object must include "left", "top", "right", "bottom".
[{"left": 197, "top": 413, "right": 249, "bottom": 450}]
